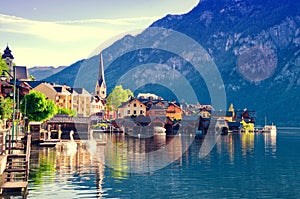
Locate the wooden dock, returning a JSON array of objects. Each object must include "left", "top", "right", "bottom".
[{"left": 0, "top": 135, "right": 31, "bottom": 195}]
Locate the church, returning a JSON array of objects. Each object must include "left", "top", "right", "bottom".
[{"left": 90, "top": 53, "right": 108, "bottom": 120}]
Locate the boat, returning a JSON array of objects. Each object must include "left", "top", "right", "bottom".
[
  {"left": 261, "top": 117, "right": 277, "bottom": 134},
  {"left": 262, "top": 124, "right": 277, "bottom": 134}
]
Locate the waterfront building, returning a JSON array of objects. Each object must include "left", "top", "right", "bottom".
[
  {"left": 118, "top": 98, "right": 146, "bottom": 118},
  {"left": 166, "top": 102, "right": 183, "bottom": 121}
]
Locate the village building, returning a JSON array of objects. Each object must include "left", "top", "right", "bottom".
[
  {"left": 90, "top": 96, "right": 106, "bottom": 119},
  {"left": 166, "top": 102, "right": 183, "bottom": 121},
  {"left": 118, "top": 98, "right": 146, "bottom": 118},
  {"left": 33, "top": 83, "right": 73, "bottom": 109},
  {"left": 137, "top": 93, "right": 162, "bottom": 101},
  {"left": 0, "top": 46, "right": 32, "bottom": 98},
  {"left": 1, "top": 46, "right": 30, "bottom": 81},
  {"left": 148, "top": 104, "right": 166, "bottom": 118},
  {"left": 69, "top": 88, "right": 92, "bottom": 117}
]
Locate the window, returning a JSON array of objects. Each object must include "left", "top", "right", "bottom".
[
  {"left": 133, "top": 103, "right": 137, "bottom": 107},
  {"left": 140, "top": 110, "right": 143, "bottom": 115},
  {"left": 127, "top": 110, "right": 130, "bottom": 115},
  {"left": 133, "top": 110, "right": 137, "bottom": 115}
]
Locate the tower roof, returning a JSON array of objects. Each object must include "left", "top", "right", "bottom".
[
  {"left": 97, "top": 52, "right": 106, "bottom": 87},
  {"left": 2, "top": 46, "right": 14, "bottom": 59}
]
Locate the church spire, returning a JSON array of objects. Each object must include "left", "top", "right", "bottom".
[
  {"left": 95, "top": 52, "right": 107, "bottom": 99},
  {"left": 2, "top": 45, "right": 14, "bottom": 75}
]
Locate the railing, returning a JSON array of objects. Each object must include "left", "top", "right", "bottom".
[{"left": 0, "top": 129, "right": 8, "bottom": 155}]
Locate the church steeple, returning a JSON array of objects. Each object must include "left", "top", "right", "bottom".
[
  {"left": 95, "top": 52, "right": 106, "bottom": 99},
  {"left": 2, "top": 45, "right": 14, "bottom": 75}
]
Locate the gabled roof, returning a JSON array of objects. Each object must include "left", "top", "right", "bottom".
[
  {"left": 118, "top": 98, "right": 146, "bottom": 108},
  {"left": 25, "top": 81, "right": 45, "bottom": 88},
  {"left": 53, "top": 85, "right": 72, "bottom": 95},
  {"left": 73, "top": 88, "right": 91, "bottom": 95}
]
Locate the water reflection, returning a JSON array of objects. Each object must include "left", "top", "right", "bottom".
[
  {"left": 29, "top": 144, "right": 106, "bottom": 199},
  {"left": 240, "top": 133, "right": 255, "bottom": 158},
  {"left": 25, "top": 131, "right": 283, "bottom": 198},
  {"left": 102, "top": 133, "right": 191, "bottom": 174},
  {"left": 264, "top": 132, "right": 277, "bottom": 157}
]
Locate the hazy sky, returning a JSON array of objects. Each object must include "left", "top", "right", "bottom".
[{"left": 0, "top": 0, "right": 199, "bottom": 67}]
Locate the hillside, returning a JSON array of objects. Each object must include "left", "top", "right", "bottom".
[
  {"left": 46, "top": 0, "right": 300, "bottom": 126},
  {"left": 28, "top": 66, "right": 67, "bottom": 81}
]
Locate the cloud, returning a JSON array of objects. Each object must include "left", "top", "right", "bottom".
[
  {"left": 57, "top": 16, "right": 159, "bottom": 26},
  {"left": 0, "top": 14, "right": 155, "bottom": 43}
]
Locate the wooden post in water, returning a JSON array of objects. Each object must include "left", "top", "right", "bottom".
[{"left": 29, "top": 122, "right": 41, "bottom": 144}]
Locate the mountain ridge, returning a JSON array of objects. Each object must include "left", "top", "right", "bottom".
[{"left": 44, "top": 0, "right": 300, "bottom": 126}]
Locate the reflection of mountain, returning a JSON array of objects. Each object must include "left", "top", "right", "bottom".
[{"left": 47, "top": 0, "right": 300, "bottom": 126}]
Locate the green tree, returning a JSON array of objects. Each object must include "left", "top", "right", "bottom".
[
  {"left": 106, "top": 85, "right": 133, "bottom": 111},
  {"left": 57, "top": 107, "right": 77, "bottom": 117},
  {"left": 20, "top": 91, "right": 57, "bottom": 122},
  {"left": 0, "top": 54, "right": 9, "bottom": 75},
  {"left": 29, "top": 75, "right": 36, "bottom": 81},
  {"left": 0, "top": 96, "right": 13, "bottom": 119}
]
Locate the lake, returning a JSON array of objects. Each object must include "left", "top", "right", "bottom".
[{"left": 13, "top": 128, "right": 300, "bottom": 198}]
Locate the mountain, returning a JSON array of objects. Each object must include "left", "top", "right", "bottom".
[
  {"left": 46, "top": 0, "right": 300, "bottom": 126},
  {"left": 28, "top": 66, "right": 67, "bottom": 81}
]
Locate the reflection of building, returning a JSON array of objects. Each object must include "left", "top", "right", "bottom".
[
  {"left": 264, "top": 133, "right": 277, "bottom": 155},
  {"left": 241, "top": 133, "right": 254, "bottom": 157}
]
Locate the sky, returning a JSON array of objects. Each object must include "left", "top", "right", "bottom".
[{"left": 0, "top": 0, "right": 199, "bottom": 68}]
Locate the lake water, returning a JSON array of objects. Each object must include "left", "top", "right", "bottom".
[{"left": 12, "top": 128, "right": 300, "bottom": 198}]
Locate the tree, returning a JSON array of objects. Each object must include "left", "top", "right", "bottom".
[
  {"left": 57, "top": 107, "right": 77, "bottom": 117},
  {"left": 20, "top": 91, "right": 57, "bottom": 122},
  {"left": 30, "top": 75, "right": 36, "bottom": 81},
  {"left": 106, "top": 85, "right": 133, "bottom": 111},
  {"left": 0, "top": 96, "right": 13, "bottom": 119},
  {"left": 0, "top": 54, "right": 9, "bottom": 75}
]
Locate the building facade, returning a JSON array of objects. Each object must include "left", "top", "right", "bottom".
[{"left": 118, "top": 98, "right": 146, "bottom": 118}]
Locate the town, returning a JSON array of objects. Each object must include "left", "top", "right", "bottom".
[
  {"left": 0, "top": 45, "right": 265, "bottom": 194},
  {"left": 0, "top": 45, "right": 259, "bottom": 138}
]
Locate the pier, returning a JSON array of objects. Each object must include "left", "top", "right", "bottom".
[{"left": 0, "top": 133, "right": 31, "bottom": 195}]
